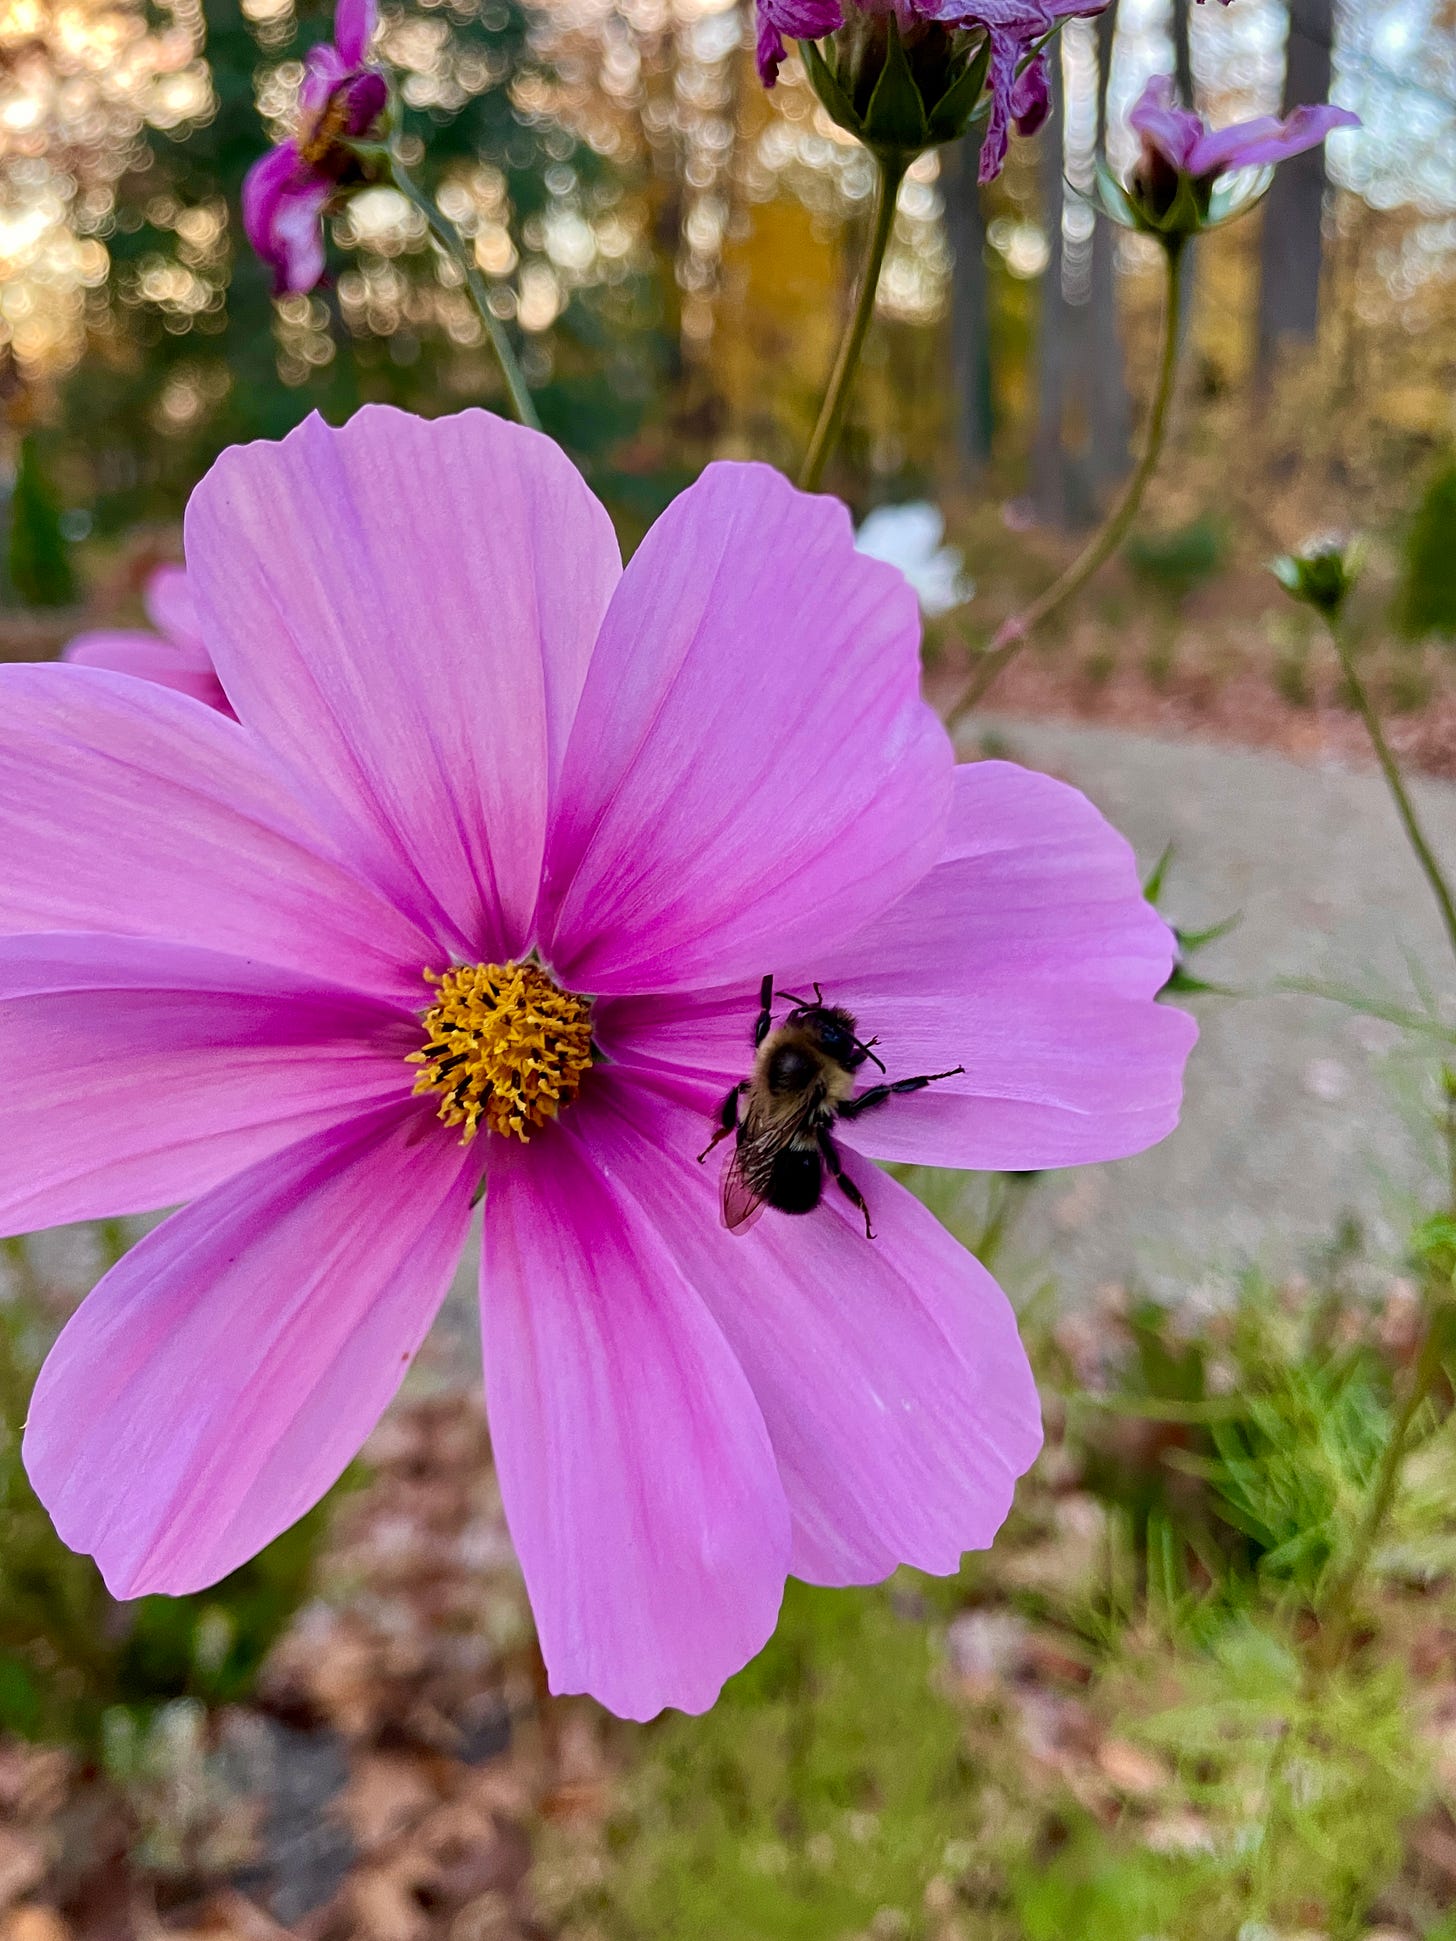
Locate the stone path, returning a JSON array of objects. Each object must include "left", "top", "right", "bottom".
[{"left": 970, "top": 714, "right": 1456, "bottom": 1303}]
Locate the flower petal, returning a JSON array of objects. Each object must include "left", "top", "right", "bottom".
[
  {"left": 24, "top": 1105, "right": 476, "bottom": 1597},
  {"left": 64, "top": 566, "right": 228, "bottom": 711},
  {"left": 241, "top": 143, "right": 330, "bottom": 296},
  {"left": 755, "top": 0, "right": 843, "bottom": 83},
  {"left": 811, "top": 762, "right": 1195, "bottom": 1167},
  {"left": 333, "top": 0, "right": 377, "bottom": 65},
  {"left": 1190, "top": 102, "right": 1359, "bottom": 177},
  {"left": 0, "top": 664, "right": 433, "bottom": 1002},
  {"left": 186, "top": 407, "right": 622, "bottom": 962},
  {"left": 570, "top": 1073, "right": 1041, "bottom": 1587},
  {"left": 142, "top": 563, "right": 203, "bottom": 648},
  {"left": 0, "top": 934, "right": 414, "bottom": 1235},
  {"left": 539, "top": 461, "right": 952, "bottom": 993},
  {"left": 61, "top": 629, "right": 228, "bottom": 710},
  {"left": 480, "top": 1109, "right": 790, "bottom": 1720},
  {"left": 600, "top": 761, "right": 1195, "bottom": 1169},
  {"left": 1128, "top": 73, "right": 1204, "bottom": 172}
]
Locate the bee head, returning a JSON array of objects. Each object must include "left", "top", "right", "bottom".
[{"left": 793, "top": 1005, "right": 869, "bottom": 1071}]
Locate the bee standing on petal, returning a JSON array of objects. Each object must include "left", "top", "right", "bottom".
[{"left": 701, "top": 976, "right": 964, "bottom": 1239}]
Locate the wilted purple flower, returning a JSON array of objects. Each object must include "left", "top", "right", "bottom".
[
  {"left": 929, "top": 0, "right": 1103, "bottom": 181},
  {"left": 756, "top": 0, "right": 845, "bottom": 95},
  {"left": 241, "top": 0, "right": 387, "bottom": 295},
  {"left": 1128, "top": 73, "right": 1358, "bottom": 211},
  {"left": 62, "top": 566, "right": 231, "bottom": 716},
  {"left": 759, "top": 0, "right": 1105, "bottom": 180}
]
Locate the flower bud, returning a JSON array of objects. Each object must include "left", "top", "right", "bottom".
[
  {"left": 1092, "top": 74, "right": 1357, "bottom": 250},
  {"left": 1271, "top": 534, "right": 1365, "bottom": 618},
  {"left": 801, "top": 17, "right": 991, "bottom": 162}
]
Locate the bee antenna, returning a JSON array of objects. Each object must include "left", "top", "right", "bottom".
[{"left": 857, "top": 1035, "right": 886, "bottom": 1073}]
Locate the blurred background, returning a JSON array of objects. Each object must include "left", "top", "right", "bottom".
[{"left": 4, "top": 1, "right": 1456, "bottom": 1937}]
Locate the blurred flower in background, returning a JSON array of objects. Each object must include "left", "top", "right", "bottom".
[
  {"left": 855, "top": 501, "right": 974, "bottom": 617},
  {"left": 241, "top": 0, "right": 388, "bottom": 294},
  {"left": 62, "top": 566, "right": 231, "bottom": 715},
  {"left": 1103, "top": 72, "right": 1360, "bottom": 240}
]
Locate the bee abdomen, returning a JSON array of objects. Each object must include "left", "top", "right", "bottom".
[{"left": 765, "top": 1145, "right": 823, "bottom": 1215}]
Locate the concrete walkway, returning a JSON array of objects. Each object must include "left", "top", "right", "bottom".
[{"left": 970, "top": 714, "right": 1456, "bottom": 1302}]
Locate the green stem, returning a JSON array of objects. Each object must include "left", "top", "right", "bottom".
[
  {"left": 797, "top": 154, "right": 905, "bottom": 495},
  {"left": 386, "top": 154, "right": 541, "bottom": 433},
  {"left": 948, "top": 237, "right": 1186, "bottom": 721},
  {"left": 1314, "top": 1293, "right": 1450, "bottom": 1671},
  {"left": 1323, "top": 611, "right": 1456, "bottom": 974}
]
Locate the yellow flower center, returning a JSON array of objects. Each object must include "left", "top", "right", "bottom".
[
  {"left": 408, "top": 960, "right": 594, "bottom": 1144},
  {"left": 297, "top": 91, "right": 352, "bottom": 168}
]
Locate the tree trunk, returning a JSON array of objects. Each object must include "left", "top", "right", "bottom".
[
  {"left": 942, "top": 136, "right": 995, "bottom": 480},
  {"left": 1086, "top": 1, "right": 1130, "bottom": 489},
  {"left": 1031, "top": 45, "right": 1072, "bottom": 526},
  {"left": 1256, "top": 0, "right": 1336, "bottom": 378},
  {"left": 1171, "top": 0, "right": 1194, "bottom": 102}
]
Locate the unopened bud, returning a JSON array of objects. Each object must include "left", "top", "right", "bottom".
[
  {"left": 1271, "top": 534, "right": 1364, "bottom": 618},
  {"left": 802, "top": 17, "right": 991, "bottom": 164}
]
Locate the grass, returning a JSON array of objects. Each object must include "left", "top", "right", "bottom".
[{"left": 539, "top": 1262, "right": 1456, "bottom": 1941}]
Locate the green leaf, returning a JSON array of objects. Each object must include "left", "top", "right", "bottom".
[
  {"left": 862, "top": 16, "right": 928, "bottom": 158},
  {"left": 1178, "top": 911, "right": 1241, "bottom": 952},
  {"left": 1092, "top": 157, "right": 1137, "bottom": 230},
  {"left": 1142, "top": 842, "right": 1175, "bottom": 906},
  {"left": 799, "top": 36, "right": 864, "bottom": 140},
  {"left": 1162, "top": 965, "right": 1236, "bottom": 999},
  {"left": 925, "top": 32, "right": 990, "bottom": 144}
]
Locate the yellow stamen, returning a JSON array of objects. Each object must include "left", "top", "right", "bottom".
[
  {"left": 297, "top": 92, "right": 351, "bottom": 167},
  {"left": 408, "top": 960, "right": 594, "bottom": 1144}
]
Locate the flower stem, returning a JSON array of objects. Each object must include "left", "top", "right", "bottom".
[
  {"left": 1314, "top": 1290, "right": 1451, "bottom": 1671},
  {"left": 947, "top": 236, "right": 1186, "bottom": 721},
  {"left": 385, "top": 153, "right": 541, "bottom": 433},
  {"left": 1321, "top": 610, "right": 1456, "bottom": 973},
  {"left": 798, "top": 155, "right": 906, "bottom": 495}
]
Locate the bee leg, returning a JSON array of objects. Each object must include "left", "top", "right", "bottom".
[
  {"left": 754, "top": 975, "right": 775, "bottom": 1047},
  {"left": 698, "top": 1082, "right": 747, "bottom": 1163},
  {"left": 820, "top": 1129, "right": 874, "bottom": 1240},
  {"left": 838, "top": 1065, "right": 966, "bottom": 1120}
]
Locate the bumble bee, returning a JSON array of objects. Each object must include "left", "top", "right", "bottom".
[{"left": 697, "top": 975, "right": 964, "bottom": 1240}]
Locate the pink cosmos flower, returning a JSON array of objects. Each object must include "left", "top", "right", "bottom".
[
  {"left": 62, "top": 565, "right": 231, "bottom": 716},
  {"left": 3, "top": 406, "right": 1195, "bottom": 1720},
  {"left": 241, "top": 0, "right": 387, "bottom": 296},
  {"left": 1129, "top": 73, "right": 1358, "bottom": 192}
]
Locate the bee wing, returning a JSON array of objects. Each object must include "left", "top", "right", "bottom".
[
  {"left": 720, "top": 1090, "right": 822, "bottom": 1236},
  {"left": 721, "top": 1143, "right": 770, "bottom": 1234}
]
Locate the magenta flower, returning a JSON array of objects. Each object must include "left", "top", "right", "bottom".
[
  {"left": 62, "top": 565, "right": 231, "bottom": 716},
  {"left": 241, "top": 0, "right": 387, "bottom": 296},
  {"left": 1128, "top": 72, "right": 1358, "bottom": 203},
  {"left": 929, "top": 0, "right": 1104, "bottom": 181},
  {"left": 3, "top": 407, "right": 1194, "bottom": 1720},
  {"left": 756, "top": 0, "right": 845, "bottom": 94},
  {"left": 759, "top": 0, "right": 1104, "bottom": 181}
]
